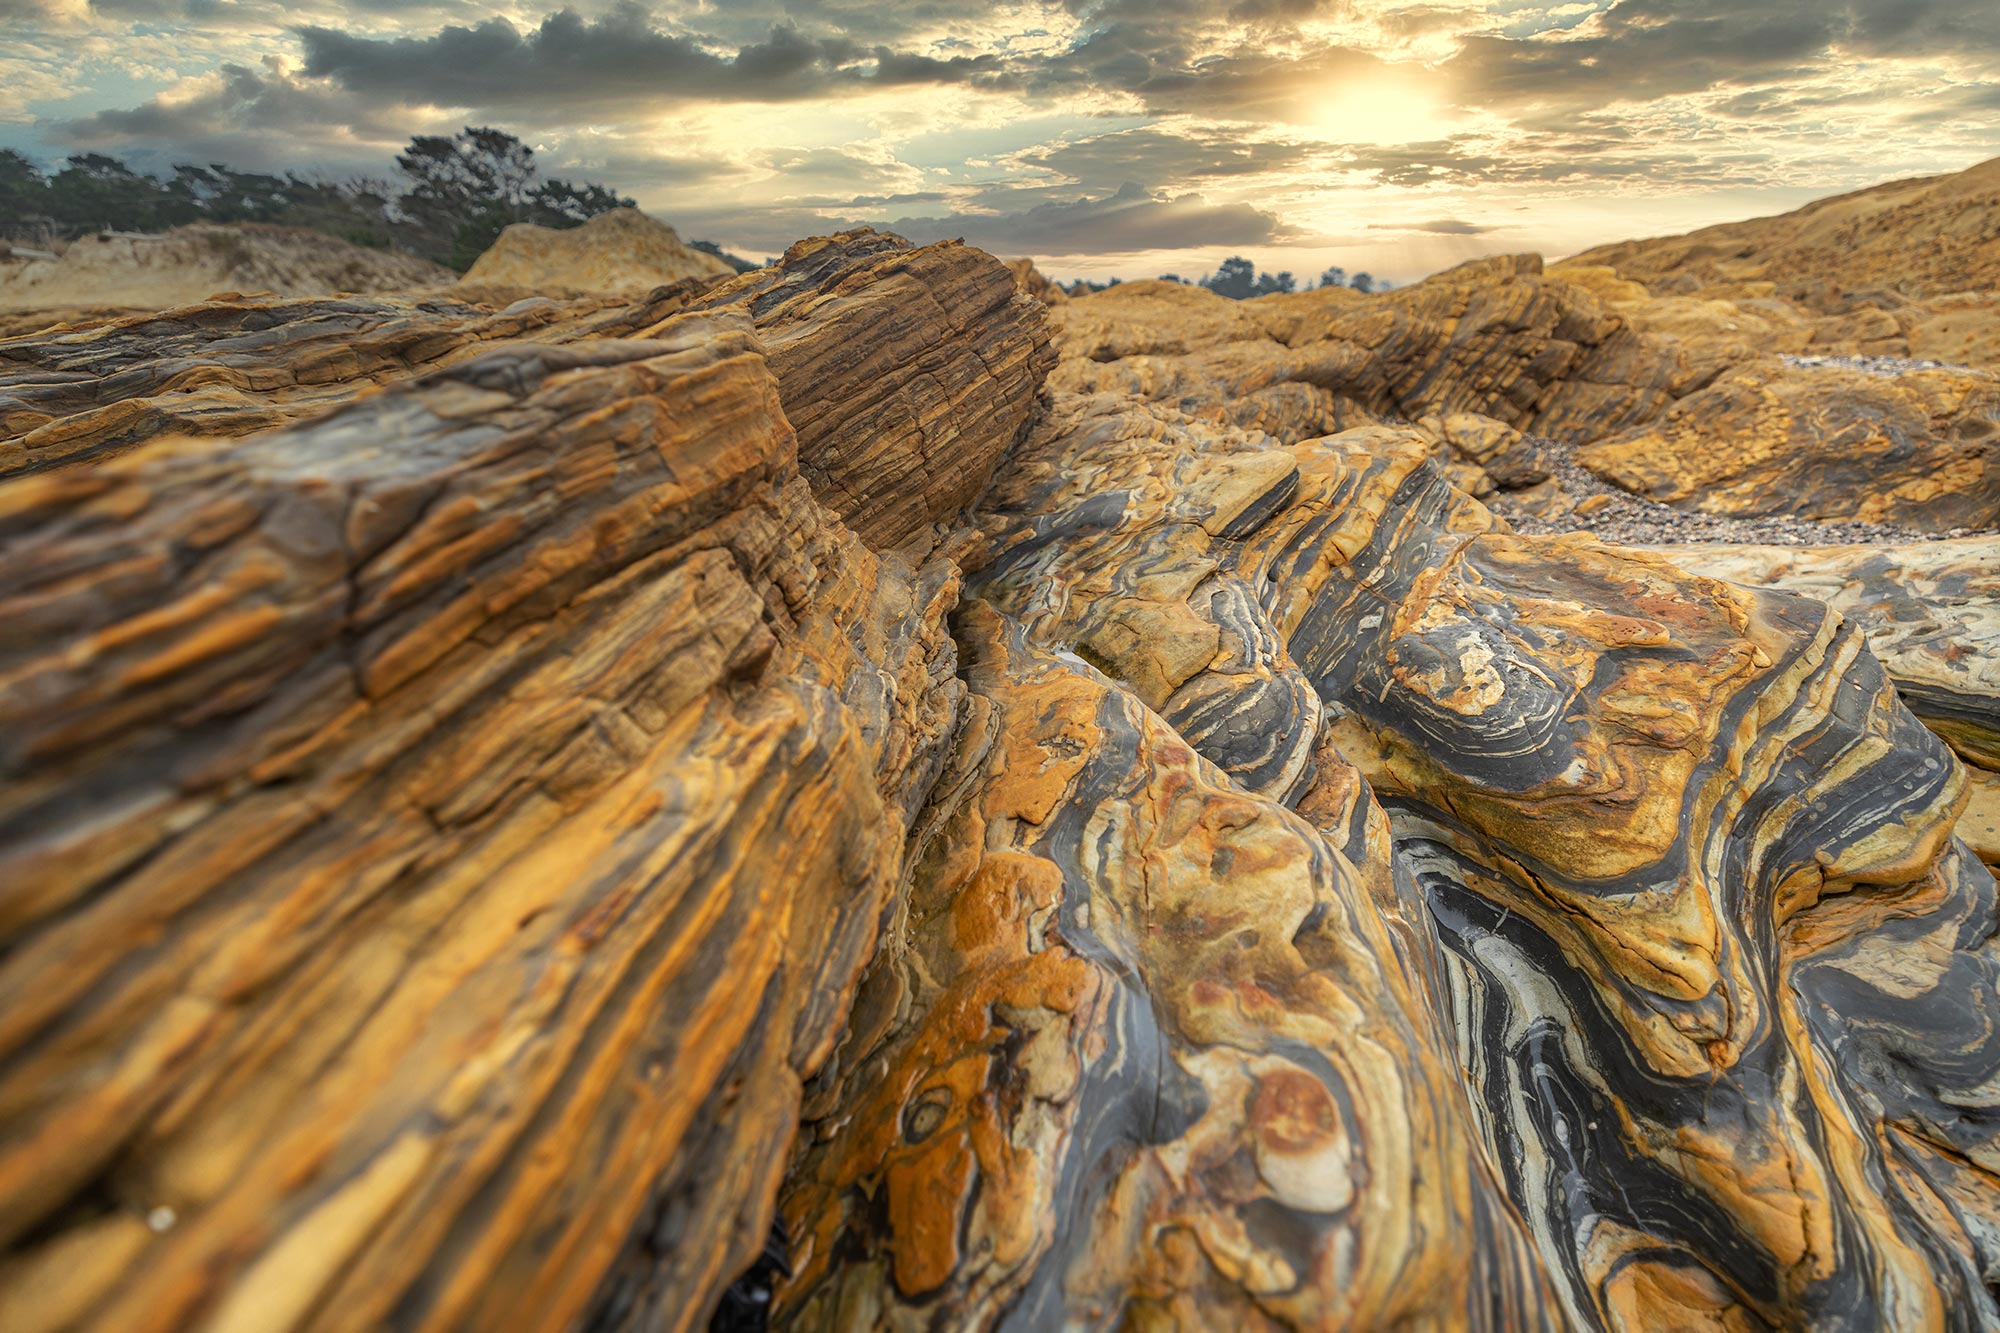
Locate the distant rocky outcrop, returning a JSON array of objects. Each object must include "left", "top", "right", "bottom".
[
  {"left": 1, "top": 215, "right": 1997, "bottom": 1332},
  {"left": 1557, "top": 155, "right": 2000, "bottom": 372},
  {"left": 457, "top": 207, "right": 738, "bottom": 295},
  {"left": 1049, "top": 255, "right": 1999, "bottom": 532},
  {"left": 1565, "top": 155, "right": 2000, "bottom": 305},
  {"left": 1005, "top": 257, "right": 1067, "bottom": 304},
  {"left": 0, "top": 223, "right": 453, "bottom": 319}
]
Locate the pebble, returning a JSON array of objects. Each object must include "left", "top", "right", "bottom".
[{"left": 1489, "top": 437, "right": 1994, "bottom": 547}]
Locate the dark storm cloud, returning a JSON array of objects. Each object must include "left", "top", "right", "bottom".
[
  {"left": 1019, "top": 127, "right": 1316, "bottom": 188},
  {"left": 101, "top": 0, "right": 1989, "bottom": 135},
  {"left": 667, "top": 163, "right": 1296, "bottom": 259},
  {"left": 1024, "top": 11, "right": 1384, "bottom": 121},
  {"left": 889, "top": 181, "right": 1292, "bottom": 256},
  {"left": 293, "top": 3, "right": 1011, "bottom": 112},
  {"left": 88, "top": 0, "right": 228, "bottom": 17},
  {"left": 56, "top": 61, "right": 409, "bottom": 166},
  {"left": 1895, "top": 82, "right": 2000, "bottom": 119},
  {"left": 1444, "top": 0, "right": 2000, "bottom": 113},
  {"left": 1339, "top": 138, "right": 1753, "bottom": 189}
]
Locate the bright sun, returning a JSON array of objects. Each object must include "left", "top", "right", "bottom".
[{"left": 1302, "top": 79, "right": 1458, "bottom": 145}]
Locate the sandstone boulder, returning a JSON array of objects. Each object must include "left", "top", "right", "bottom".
[{"left": 458, "top": 208, "right": 737, "bottom": 294}]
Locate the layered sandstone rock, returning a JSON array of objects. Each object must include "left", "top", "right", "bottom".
[
  {"left": 1660, "top": 537, "right": 2000, "bottom": 870},
  {"left": 1, "top": 225, "right": 1997, "bottom": 1333},
  {"left": 688, "top": 230, "right": 1055, "bottom": 552},
  {"left": 458, "top": 208, "right": 737, "bottom": 294},
  {"left": 1661, "top": 538, "right": 2000, "bottom": 767}
]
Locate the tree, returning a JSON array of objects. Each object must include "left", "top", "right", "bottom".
[
  {"left": 687, "top": 237, "right": 759, "bottom": 273},
  {"left": 1202, "top": 256, "right": 1257, "bottom": 300},
  {"left": 168, "top": 164, "right": 292, "bottom": 224},
  {"left": 1349, "top": 271, "right": 1376, "bottom": 294},
  {"left": 396, "top": 127, "right": 634, "bottom": 269},
  {"left": 45, "top": 154, "right": 194, "bottom": 233},
  {"left": 1252, "top": 270, "right": 1295, "bottom": 296},
  {"left": 395, "top": 127, "right": 538, "bottom": 268},
  {"left": 1317, "top": 266, "right": 1347, "bottom": 290},
  {"left": 0, "top": 129, "right": 634, "bottom": 263},
  {"left": 280, "top": 175, "right": 399, "bottom": 249},
  {"left": 0, "top": 150, "right": 50, "bottom": 236},
  {"left": 530, "top": 178, "right": 634, "bottom": 228}
]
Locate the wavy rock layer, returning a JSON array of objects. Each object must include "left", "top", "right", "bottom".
[
  {"left": 0, "top": 229, "right": 1995, "bottom": 1332},
  {"left": 859, "top": 388, "right": 1998, "bottom": 1331}
]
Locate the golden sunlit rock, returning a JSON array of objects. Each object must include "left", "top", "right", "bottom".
[{"left": 0, "top": 200, "right": 1996, "bottom": 1333}]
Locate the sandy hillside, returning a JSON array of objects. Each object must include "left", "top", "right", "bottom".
[{"left": 0, "top": 223, "right": 453, "bottom": 314}]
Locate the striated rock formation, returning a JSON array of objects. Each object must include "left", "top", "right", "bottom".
[
  {"left": 0, "top": 283, "right": 712, "bottom": 478},
  {"left": 458, "top": 208, "right": 738, "bottom": 295},
  {"left": 1661, "top": 538, "right": 2000, "bottom": 765},
  {"left": 0, "top": 234, "right": 1042, "bottom": 1333},
  {"left": 1049, "top": 258, "right": 1691, "bottom": 446},
  {"left": 0, "top": 230, "right": 1053, "bottom": 554},
  {"left": 0, "top": 224, "right": 453, "bottom": 323},
  {"left": 686, "top": 231, "right": 1054, "bottom": 552},
  {"left": 2, "top": 223, "right": 1997, "bottom": 1332},
  {"left": 1659, "top": 537, "right": 2000, "bottom": 871},
  {"left": 1556, "top": 157, "right": 2000, "bottom": 375}
]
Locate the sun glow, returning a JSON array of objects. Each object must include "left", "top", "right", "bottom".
[{"left": 1302, "top": 79, "right": 1459, "bottom": 146}]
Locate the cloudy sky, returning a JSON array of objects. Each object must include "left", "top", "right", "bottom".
[{"left": 4, "top": 0, "right": 1998, "bottom": 282}]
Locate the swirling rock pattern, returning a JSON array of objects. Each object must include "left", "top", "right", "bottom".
[
  {"left": 896, "top": 378, "right": 1998, "bottom": 1327},
  {"left": 1, "top": 226, "right": 1996, "bottom": 1332},
  {"left": 1662, "top": 538, "right": 2000, "bottom": 771},
  {"left": 779, "top": 604, "right": 1558, "bottom": 1329}
]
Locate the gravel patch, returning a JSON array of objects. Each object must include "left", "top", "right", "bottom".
[
  {"left": 1488, "top": 437, "right": 1994, "bottom": 547},
  {"left": 1778, "top": 353, "right": 1986, "bottom": 377}
]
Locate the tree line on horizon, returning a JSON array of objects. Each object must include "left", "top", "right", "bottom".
[
  {"left": 1069, "top": 259, "right": 1387, "bottom": 299},
  {"left": 0, "top": 127, "right": 754, "bottom": 274}
]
